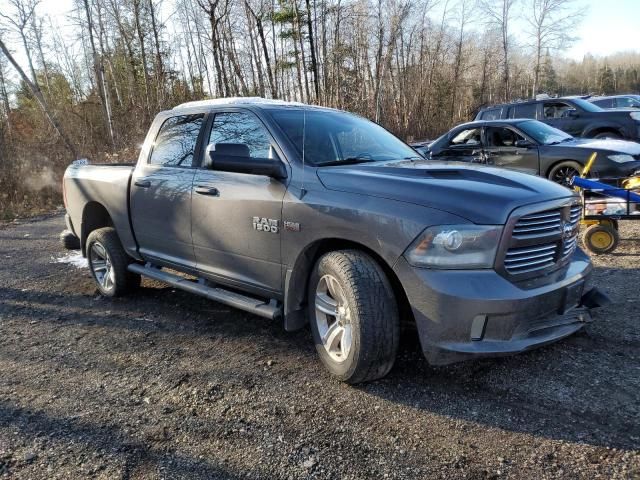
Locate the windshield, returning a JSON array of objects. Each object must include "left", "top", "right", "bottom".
[
  {"left": 572, "top": 98, "right": 603, "bottom": 112},
  {"left": 268, "top": 109, "right": 419, "bottom": 166},
  {"left": 518, "top": 120, "right": 573, "bottom": 145}
]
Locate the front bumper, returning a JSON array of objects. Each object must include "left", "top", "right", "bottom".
[{"left": 394, "top": 248, "right": 597, "bottom": 365}]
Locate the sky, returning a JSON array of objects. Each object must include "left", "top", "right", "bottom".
[
  {"left": 6, "top": 0, "right": 640, "bottom": 66},
  {"left": 565, "top": 0, "right": 639, "bottom": 60}
]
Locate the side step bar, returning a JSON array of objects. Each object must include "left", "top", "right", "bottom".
[{"left": 127, "top": 263, "right": 282, "bottom": 320}]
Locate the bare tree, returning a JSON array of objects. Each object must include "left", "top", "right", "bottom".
[
  {"left": 527, "top": 0, "right": 583, "bottom": 96},
  {"left": 481, "top": 0, "right": 517, "bottom": 100},
  {"left": 0, "top": 36, "right": 79, "bottom": 158}
]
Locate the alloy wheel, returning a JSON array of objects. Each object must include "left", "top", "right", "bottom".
[
  {"left": 90, "top": 242, "right": 115, "bottom": 292},
  {"left": 314, "top": 274, "right": 353, "bottom": 363}
]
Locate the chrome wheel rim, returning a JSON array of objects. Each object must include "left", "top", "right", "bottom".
[
  {"left": 314, "top": 274, "right": 352, "bottom": 363},
  {"left": 553, "top": 166, "right": 579, "bottom": 186},
  {"left": 90, "top": 242, "right": 115, "bottom": 292}
]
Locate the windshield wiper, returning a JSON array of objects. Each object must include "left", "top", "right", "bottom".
[{"left": 317, "top": 157, "right": 377, "bottom": 167}]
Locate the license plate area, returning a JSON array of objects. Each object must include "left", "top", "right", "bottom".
[{"left": 560, "top": 280, "right": 584, "bottom": 314}]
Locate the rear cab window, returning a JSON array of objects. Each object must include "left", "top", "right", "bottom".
[{"left": 150, "top": 114, "right": 204, "bottom": 167}]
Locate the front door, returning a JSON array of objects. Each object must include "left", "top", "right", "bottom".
[
  {"left": 541, "top": 101, "right": 586, "bottom": 136},
  {"left": 130, "top": 113, "right": 205, "bottom": 268},
  {"left": 483, "top": 126, "right": 539, "bottom": 175},
  {"left": 191, "top": 110, "right": 288, "bottom": 294}
]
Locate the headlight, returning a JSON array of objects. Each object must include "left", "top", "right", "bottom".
[
  {"left": 630, "top": 112, "right": 640, "bottom": 121},
  {"left": 608, "top": 154, "right": 636, "bottom": 163},
  {"left": 405, "top": 225, "right": 503, "bottom": 269}
]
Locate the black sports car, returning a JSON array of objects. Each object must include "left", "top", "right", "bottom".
[{"left": 416, "top": 119, "right": 640, "bottom": 185}]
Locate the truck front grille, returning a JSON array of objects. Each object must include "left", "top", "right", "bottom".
[{"left": 501, "top": 202, "right": 582, "bottom": 279}]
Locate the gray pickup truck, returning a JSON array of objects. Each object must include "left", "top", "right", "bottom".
[{"left": 62, "top": 98, "right": 607, "bottom": 383}]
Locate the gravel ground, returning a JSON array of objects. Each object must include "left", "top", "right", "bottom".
[{"left": 0, "top": 213, "right": 639, "bottom": 479}]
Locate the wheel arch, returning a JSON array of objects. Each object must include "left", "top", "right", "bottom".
[
  {"left": 583, "top": 125, "right": 623, "bottom": 139},
  {"left": 80, "top": 202, "right": 114, "bottom": 256},
  {"left": 283, "top": 238, "right": 413, "bottom": 332}
]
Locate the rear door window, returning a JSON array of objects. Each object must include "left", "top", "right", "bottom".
[
  {"left": 150, "top": 114, "right": 204, "bottom": 167},
  {"left": 480, "top": 108, "right": 502, "bottom": 120},
  {"left": 509, "top": 104, "right": 537, "bottom": 119},
  {"left": 450, "top": 128, "right": 482, "bottom": 146}
]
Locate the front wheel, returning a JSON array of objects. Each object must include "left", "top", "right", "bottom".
[
  {"left": 86, "top": 227, "right": 140, "bottom": 297},
  {"left": 308, "top": 250, "right": 399, "bottom": 384},
  {"left": 548, "top": 160, "right": 582, "bottom": 186}
]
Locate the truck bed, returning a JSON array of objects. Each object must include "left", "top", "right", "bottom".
[{"left": 63, "top": 163, "right": 138, "bottom": 258}]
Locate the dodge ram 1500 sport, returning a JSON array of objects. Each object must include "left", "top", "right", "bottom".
[{"left": 62, "top": 97, "right": 607, "bottom": 383}]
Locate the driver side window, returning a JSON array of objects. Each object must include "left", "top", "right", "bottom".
[
  {"left": 209, "top": 112, "right": 272, "bottom": 160},
  {"left": 485, "top": 127, "right": 526, "bottom": 147}
]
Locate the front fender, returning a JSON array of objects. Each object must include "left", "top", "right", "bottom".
[{"left": 280, "top": 188, "right": 468, "bottom": 331}]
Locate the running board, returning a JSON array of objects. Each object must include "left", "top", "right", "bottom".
[{"left": 127, "top": 263, "right": 281, "bottom": 320}]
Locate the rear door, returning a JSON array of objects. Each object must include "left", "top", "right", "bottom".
[
  {"left": 432, "top": 126, "right": 485, "bottom": 163},
  {"left": 483, "top": 126, "right": 539, "bottom": 174},
  {"left": 191, "top": 110, "right": 288, "bottom": 294},
  {"left": 130, "top": 113, "right": 205, "bottom": 269}
]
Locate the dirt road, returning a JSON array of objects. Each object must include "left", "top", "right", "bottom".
[{"left": 0, "top": 213, "right": 638, "bottom": 479}]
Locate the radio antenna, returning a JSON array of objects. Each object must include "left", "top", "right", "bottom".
[{"left": 300, "top": 107, "right": 307, "bottom": 199}]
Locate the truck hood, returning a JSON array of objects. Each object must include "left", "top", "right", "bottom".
[
  {"left": 565, "top": 138, "right": 640, "bottom": 155},
  {"left": 316, "top": 160, "right": 576, "bottom": 224}
]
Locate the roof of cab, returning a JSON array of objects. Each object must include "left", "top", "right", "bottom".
[{"left": 172, "top": 97, "right": 306, "bottom": 110}]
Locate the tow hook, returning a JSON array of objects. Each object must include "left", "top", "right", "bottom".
[{"left": 580, "top": 288, "right": 612, "bottom": 309}]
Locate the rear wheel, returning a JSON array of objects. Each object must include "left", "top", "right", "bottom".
[
  {"left": 548, "top": 160, "right": 582, "bottom": 186},
  {"left": 86, "top": 227, "right": 140, "bottom": 297},
  {"left": 582, "top": 224, "right": 619, "bottom": 254},
  {"left": 593, "top": 131, "right": 621, "bottom": 140},
  {"left": 60, "top": 229, "right": 80, "bottom": 250},
  {"left": 308, "top": 250, "right": 399, "bottom": 384}
]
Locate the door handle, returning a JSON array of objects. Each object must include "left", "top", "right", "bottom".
[
  {"left": 134, "top": 178, "right": 151, "bottom": 188},
  {"left": 194, "top": 185, "right": 220, "bottom": 196}
]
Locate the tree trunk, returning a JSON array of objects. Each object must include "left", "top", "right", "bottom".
[
  {"left": 133, "top": 0, "right": 152, "bottom": 115},
  {"left": 83, "top": 0, "right": 115, "bottom": 148},
  {"left": 305, "top": 0, "right": 319, "bottom": 101}
]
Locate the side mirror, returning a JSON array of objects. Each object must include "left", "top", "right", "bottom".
[
  {"left": 514, "top": 139, "right": 533, "bottom": 148},
  {"left": 207, "top": 143, "right": 287, "bottom": 179},
  {"left": 566, "top": 109, "right": 579, "bottom": 118}
]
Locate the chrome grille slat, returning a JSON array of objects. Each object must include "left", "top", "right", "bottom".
[
  {"left": 505, "top": 244, "right": 556, "bottom": 256},
  {"left": 505, "top": 249, "right": 557, "bottom": 263}
]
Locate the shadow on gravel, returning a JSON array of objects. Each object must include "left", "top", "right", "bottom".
[{"left": 0, "top": 401, "right": 242, "bottom": 479}]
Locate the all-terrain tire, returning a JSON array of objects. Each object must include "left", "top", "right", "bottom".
[
  {"left": 308, "top": 250, "right": 400, "bottom": 384},
  {"left": 86, "top": 227, "right": 140, "bottom": 297},
  {"left": 60, "top": 229, "right": 80, "bottom": 250}
]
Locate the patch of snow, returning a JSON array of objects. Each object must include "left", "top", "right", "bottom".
[{"left": 54, "top": 252, "right": 88, "bottom": 269}]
